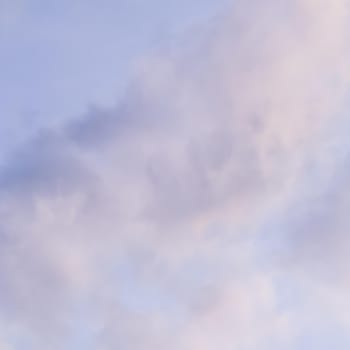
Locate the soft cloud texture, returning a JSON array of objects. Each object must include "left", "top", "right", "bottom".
[{"left": 1, "top": 0, "right": 350, "bottom": 348}]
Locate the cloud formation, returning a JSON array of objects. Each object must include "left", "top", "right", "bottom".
[{"left": 1, "top": 0, "right": 350, "bottom": 348}]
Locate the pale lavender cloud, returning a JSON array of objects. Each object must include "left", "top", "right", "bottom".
[{"left": 1, "top": 0, "right": 350, "bottom": 349}]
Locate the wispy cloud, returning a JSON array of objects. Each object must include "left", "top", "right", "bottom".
[{"left": 1, "top": 0, "right": 350, "bottom": 348}]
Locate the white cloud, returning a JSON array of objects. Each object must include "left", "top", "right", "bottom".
[{"left": 1, "top": 0, "right": 350, "bottom": 348}]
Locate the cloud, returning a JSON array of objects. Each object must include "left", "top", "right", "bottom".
[{"left": 1, "top": 0, "right": 350, "bottom": 348}]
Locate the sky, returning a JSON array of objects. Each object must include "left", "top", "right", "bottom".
[
  {"left": 0, "top": 0, "right": 229, "bottom": 158},
  {"left": 1, "top": 0, "right": 350, "bottom": 349}
]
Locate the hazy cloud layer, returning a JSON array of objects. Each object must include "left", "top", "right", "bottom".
[{"left": 1, "top": 0, "right": 350, "bottom": 348}]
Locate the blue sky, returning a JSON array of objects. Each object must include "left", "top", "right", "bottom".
[
  {"left": 0, "top": 0, "right": 229, "bottom": 158},
  {"left": 1, "top": 0, "right": 350, "bottom": 349}
]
